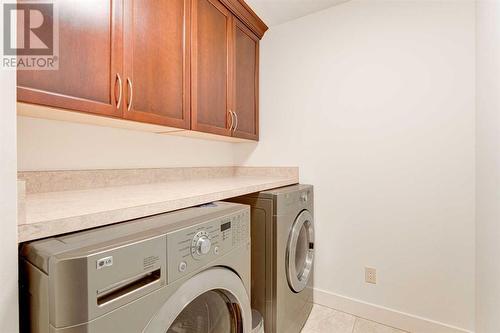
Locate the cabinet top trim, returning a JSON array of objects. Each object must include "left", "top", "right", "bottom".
[{"left": 221, "top": 0, "right": 268, "bottom": 39}]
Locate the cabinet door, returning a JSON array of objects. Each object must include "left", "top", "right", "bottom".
[
  {"left": 233, "top": 19, "right": 259, "bottom": 140},
  {"left": 123, "top": 0, "right": 190, "bottom": 128},
  {"left": 17, "top": 0, "right": 123, "bottom": 118},
  {"left": 191, "top": 0, "right": 233, "bottom": 136}
]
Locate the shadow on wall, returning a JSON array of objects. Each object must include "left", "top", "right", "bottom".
[
  {"left": 17, "top": 116, "right": 238, "bottom": 171},
  {"left": 234, "top": 142, "right": 259, "bottom": 165}
]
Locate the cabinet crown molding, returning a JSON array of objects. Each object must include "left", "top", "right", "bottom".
[{"left": 221, "top": 0, "right": 268, "bottom": 39}]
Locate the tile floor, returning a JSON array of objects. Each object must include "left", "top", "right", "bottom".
[{"left": 302, "top": 304, "right": 409, "bottom": 333}]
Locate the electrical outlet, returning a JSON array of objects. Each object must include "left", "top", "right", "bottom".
[{"left": 365, "top": 267, "right": 377, "bottom": 284}]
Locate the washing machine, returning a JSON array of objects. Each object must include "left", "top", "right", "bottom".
[
  {"left": 227, "top": 184, "right": 314, "bottom": 333},
  {"left": 19, "top": 202, "right": 252, "bottom": 333}
]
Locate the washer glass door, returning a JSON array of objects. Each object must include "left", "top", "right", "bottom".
[
  {"left": 167, "top": 289, "right": 241, "bottom": 333},
  {"left": 286, "top": 210, "right": 315, "bottom": 293},
  {"left": 144, "top": 268, "right": 251, "bottom": 333}
]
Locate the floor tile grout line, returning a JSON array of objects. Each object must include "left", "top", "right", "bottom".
[
  {"left": 305, "top": 303, "right": 409, "bottom": 333},
  {"left": 313, "top": 303, "right": 409, "bottom": 333},
  {"left": 351, "top": 317, "right": 357, "bottom": 333}
]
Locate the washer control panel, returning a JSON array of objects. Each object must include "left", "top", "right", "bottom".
[{"left": 166, "top": 206, "right": 250, "bottom": 283}]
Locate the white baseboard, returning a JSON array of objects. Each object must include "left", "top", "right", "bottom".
[{"left": 313, "top": 288, "right": 474, "bottom": 333}]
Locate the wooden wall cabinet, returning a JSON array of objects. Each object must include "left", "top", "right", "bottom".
[
  {"left": 17, "top": 0, "right": 123, "bottom": 118},
  {"left": 233, "top": 18, "right": 259, "bottom": 140},
  {"left": 17, "top": 0, "right": 267, "bottom": 141},
  {"left": 123, "top": 0, "right": 191, "bottom": 129},
  {"left": 191, "top": 0, "right": 261, "bottom": 140},
  {"left": 191, "top": 0, "right": 233, "bottom": 137}
]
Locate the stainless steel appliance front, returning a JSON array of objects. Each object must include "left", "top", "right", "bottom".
[
  {"left": 227, "top": 184, "right": 315, "bottom": 333},
  {"left": 19, "top": 202, "right": 252, "bottom": 333}
]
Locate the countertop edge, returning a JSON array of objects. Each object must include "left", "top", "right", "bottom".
[{"left": 18, "top": 176, "right": 298, "bottom": 243}]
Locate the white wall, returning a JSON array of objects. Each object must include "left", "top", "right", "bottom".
[
  {"left": 17, "top": 117, "right": 236, "bottom": 171},
  {"left": 236, "top": 0, "right": 476, "bottom": 331},
  {"left": 0, "top": 71, "right": 19, "bottom": 330},
  {"left": 476, "top": 1, "right": 500, "bottom": 332}
]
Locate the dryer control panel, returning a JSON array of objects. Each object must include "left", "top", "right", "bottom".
[{"left": 166, "top": 206, "right": 250, "bottom": 283}]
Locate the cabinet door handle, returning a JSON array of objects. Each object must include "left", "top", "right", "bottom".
[
  {"left": 116, "top": 73, "right": 123, "bottom": 109},
  {"left": 126, "top": 78, "right": 133, "bottom": 111},
  {"left": 228, "top": 110, "right": 235, "bottom": 131},
  {"left": 233, "top": 111, "right": 239, "bottom": 132}
]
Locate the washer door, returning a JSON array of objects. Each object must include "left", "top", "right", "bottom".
[
  {"left": 144, "top": 267, "right": 251, "bottom": 333},
  {"left": 286, "top": 210, "right": 315, "bottom": 293}
]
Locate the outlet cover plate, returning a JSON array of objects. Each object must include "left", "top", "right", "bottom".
[{"left": 365, "top": 267, "right": 377, "bottom": 284}]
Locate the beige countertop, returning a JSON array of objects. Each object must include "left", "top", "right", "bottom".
[{"left": 18, "top": 167, "right": 298, "bottom": 242}]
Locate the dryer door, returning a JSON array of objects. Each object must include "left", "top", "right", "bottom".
[
  {"left": 144, "top": 267, "right": 251, "bottom": 333},
  {"left": 286, "top": 210, "right": 315, "bottom": 293}
]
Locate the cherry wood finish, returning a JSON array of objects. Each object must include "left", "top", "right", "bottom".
[
  {"left": 191, "top": 0, "right": 233, "bottom": 137},
  {"left": 17, "top": 0, "right": 123, "bottom": 118},
  {"left": 232, "top": 19, "right": 259, "bottom": 140},
  {"left": 17, "top": 0, "right": 267, "bottom": 141},
  {"left": 123, "top": 0, "right": 190, "bottom": 128}
]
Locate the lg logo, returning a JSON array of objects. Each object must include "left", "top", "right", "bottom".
[{"left": 3, "top": 2, "right": 54, "bottom": 56}]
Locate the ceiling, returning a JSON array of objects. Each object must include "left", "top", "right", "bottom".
[{"left": 246, "top": 0, "right": 350, "bottom": 27}]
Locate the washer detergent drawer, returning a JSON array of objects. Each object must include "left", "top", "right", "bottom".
[{"left": 48, "top": 235, "right": 167, "bottom": 329}]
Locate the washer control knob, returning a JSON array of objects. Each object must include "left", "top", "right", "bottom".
[
  {"left": 178, "top": 261, "right": 187, "bottom": 272},
  {"left": 301, "top": 192, "right": 309, "bottom": 202},
  {"left": 196, "top": 236, "right": 211, "bottom": 255},
  {"left": 214, "top": 246, "right": 220, "bottom": 255}
]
